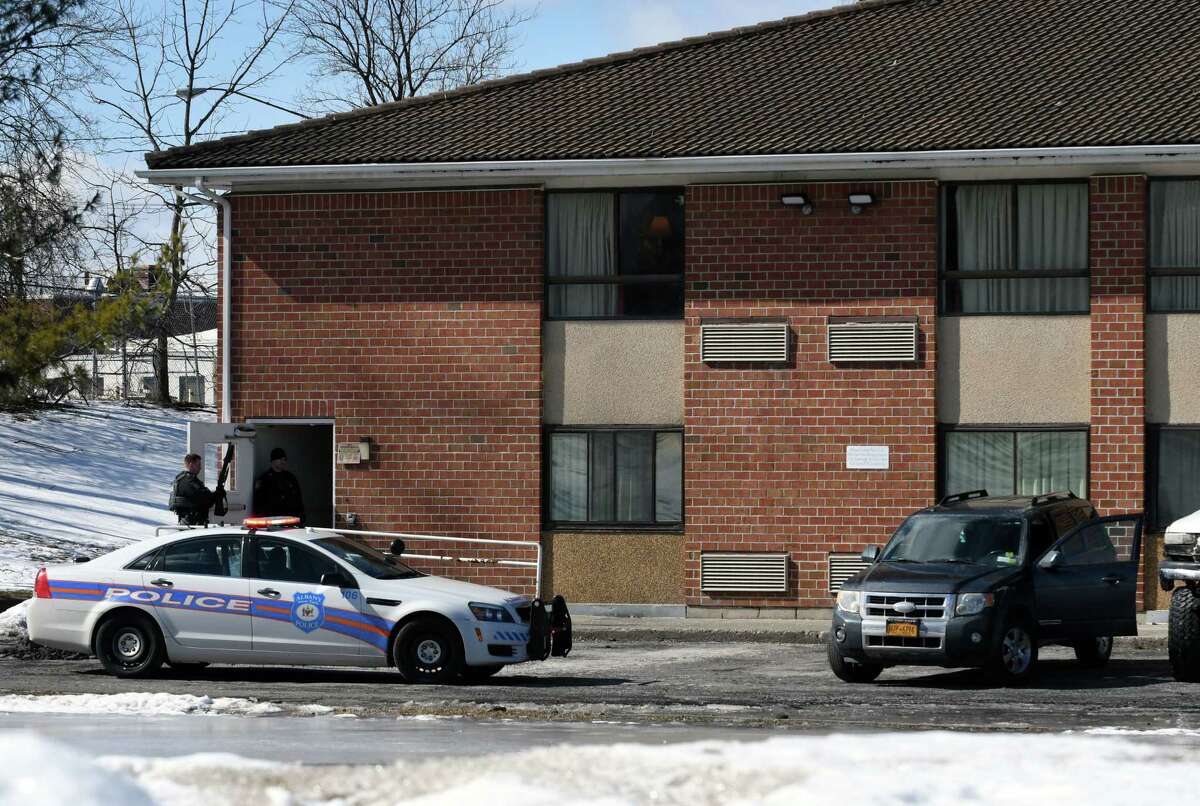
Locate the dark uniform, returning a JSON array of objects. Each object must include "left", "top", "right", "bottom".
[
  {"left": 254, "top": 468, "right": 305, "bottom": 524},
  {"left": 169, "top": 471, "right": 213, "bottom": 526}
]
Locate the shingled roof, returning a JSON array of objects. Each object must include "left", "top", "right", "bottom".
[{"left": 145, "top": 0, "right": 1200, "bottom": 171}]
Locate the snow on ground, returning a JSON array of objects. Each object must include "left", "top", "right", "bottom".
[
  {"left": 4, "top": 731, "right": 1191, "bottom": 805},
  {"left": 0, "top": 403, "right": 213, "bottom": 588},
  {"left": 0, "top": 733, "right": 154, "bottom": 806},
  {"left": 0, "top": 692, "right": 333, "bottom": 717}
]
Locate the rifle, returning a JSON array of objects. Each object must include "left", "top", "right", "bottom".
[{"left": 212, "top": 443, "right": 233, "bottom": 518}]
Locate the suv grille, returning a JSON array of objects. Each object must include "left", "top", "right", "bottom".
[{"left": 863, "top": 593, "right": 949, "bottom": 620}]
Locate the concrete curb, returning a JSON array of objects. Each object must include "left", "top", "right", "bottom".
[{"left": 573, "top": 627, "right": 1168, "bottom": 651}]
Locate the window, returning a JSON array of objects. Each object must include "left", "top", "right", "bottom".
[
  {"left": 313, "top": 537, "right": 422, "bottom": 580},
  {"left": 141, "top": 376, "right": 158, "bottom": 397},
  {"left": 546, "top": 428, "right": 682, "bottom": 527},
  {"left": 1149, "top": 180, "right": 1200, "bottom": 311},
  {"left": 1056, "top": 522, "right": 1118, "bottom": 566},
  {"left": 179, "top": 375, "right": 205, "bottom": 405},
  {"left": 1149, "top": 427, "right": 1200, "bottom": 530},
  {"left": 157, "top": 537, "right": 242, "bottom": 577},
  {"left": 546, "top": 191, "right": 684, "bottom": 319},
  {"left": 942, "top": 183, "right": 1089, "bottom": 314},
  {"left": 252, "top": 537, "right": 341, "bottom": 584},
  {"left": 941, "top": 428, "right": 1087, "bottom": 498}
]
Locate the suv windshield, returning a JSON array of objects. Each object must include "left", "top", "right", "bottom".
[
  {"left": 313, "top": 537, "right": 423, "bottom": 580},
  {"left": 881, "top": 514, "right": 1024, "bottom": 567}
]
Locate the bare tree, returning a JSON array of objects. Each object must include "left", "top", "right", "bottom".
[
  {"left": 90, "top": 0, "right": 294, "bottom": 405},
  {"left": 291, "top": 0, "right": 533, "bottom": 110}
]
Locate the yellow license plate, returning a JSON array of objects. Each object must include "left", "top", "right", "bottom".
[{"left": 886, "top": 621, "right": 919, "bottom": 638}]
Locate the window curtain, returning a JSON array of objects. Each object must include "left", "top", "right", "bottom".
[
  {"left": 655, "top": 432, "right": 683, "bottom": 522},
  {"left": 547, "top": 193, "right": 618, "bottom": 317},
  {"left": 615, "top": 432, "right": 653, "bottom": 521},
  {"left": 956, "top": 184, "right": 1086, "bottom": 312},
  {"left": 550, "top": 433, "right": 588, "bottom": 521},
  {"left": 1151, "top": 181, "right": 1200, "bottom": 310},
  {"left": 945, "top": 431, "right": 1014, "bottom": 496},
  {"left": 1016, "top": 431, "right": 1086, "bottom": 497},
  {"left": 1158, "top": 430, "right": 1200, "bottom": 528}
]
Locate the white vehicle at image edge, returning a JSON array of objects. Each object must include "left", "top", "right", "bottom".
[{"left": 26, "top": 517, "right": 572, "bottom": 683}]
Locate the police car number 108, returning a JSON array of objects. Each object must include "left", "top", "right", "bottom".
[{"left": 27, "top": 517, "right": 572, "bottom": 683}]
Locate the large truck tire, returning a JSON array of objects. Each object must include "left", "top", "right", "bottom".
[{"left": 1169, "top": 585, "right": 1200, "bottom": 683}]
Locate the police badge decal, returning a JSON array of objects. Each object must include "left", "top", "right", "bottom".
[{"left": 291, "top": 592, "right": 326, "bottom": 633}]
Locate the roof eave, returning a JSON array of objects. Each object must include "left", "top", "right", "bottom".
[{"left": 136, "top": 145, "right": 1200, "bottom": 191}]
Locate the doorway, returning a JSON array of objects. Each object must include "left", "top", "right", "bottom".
[{"left": 248, "top": 421, "right": 335, "bottom": 528}]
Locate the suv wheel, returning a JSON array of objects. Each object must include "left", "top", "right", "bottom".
[
  {"left": 827, "top": 635, "right": 883, "bottom": 683},
  {"left": 1169, "top": 586, "right": 1200, "bottom": 683},
  {"left": 989, "top": 618, "right": 1037, "bottom": 684},
  {"left": 1073, "top": 636, "right": 1113, "bottom": 668}
]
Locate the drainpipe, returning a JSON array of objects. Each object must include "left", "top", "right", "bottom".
[{"left": 185, "top": 180, "right": 232, "bottom": 421}]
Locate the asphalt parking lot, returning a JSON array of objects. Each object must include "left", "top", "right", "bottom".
[{"left": 1, "top": 640, "right": 1196, "bottom": 733}]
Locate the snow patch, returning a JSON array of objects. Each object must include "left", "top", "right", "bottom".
[
  {"left": 0, "top": 692, "right": 334, "bottom": 717},
  {"left": 0, "top": 733, "right": 153, "bottom": 805},
  {"left": 56, "top": 731, "right": 1200, "bottom": 805},
  {"left": 1083, "top": 727, "right": 1200, "bottom": 737}
]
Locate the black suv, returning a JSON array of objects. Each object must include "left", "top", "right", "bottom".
[{"left": 829, "top": 491, "right": 1143, "bottom": 684}]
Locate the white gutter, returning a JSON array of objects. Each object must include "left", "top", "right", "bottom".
[
  {"left": 185, "top": 181, "right": 233, "bottom": 421},
  {"left": 137, "top": 144, "right": 1200, "bottom": 188}
]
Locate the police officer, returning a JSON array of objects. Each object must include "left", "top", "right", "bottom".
[
  {"left": 254, "top": 447, "right": 306, "bottom": 524},
  {"left": 169, "top": 453, "right": 214, "bottom": 526}
]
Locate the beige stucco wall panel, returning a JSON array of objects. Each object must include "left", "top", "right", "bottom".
[
  {"left": 938, "top": 316, "right": 1090, "bottom": 423},
  {"left": 544, "top": 532, "right": 684, "bottom": 603},
  {"left": 543, "top": 321, "right": 683, "bottom": 425},
  {"left": 1147, "top": 314, "right": 1200, "bottom": 423}
]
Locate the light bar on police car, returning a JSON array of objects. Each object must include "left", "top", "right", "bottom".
[{"left": 243, "top": 516, "right": 301, "bottom": 528}]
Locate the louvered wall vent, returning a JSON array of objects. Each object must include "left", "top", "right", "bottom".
[
  {"left": 827, "top": 319, "right": 918, "bottom": 363},
  {"left": 701, "top": 552, "right": 789, "bottom": 593},
  {"left": 700, "top": 321, "right": 789, "bottom": 363},
  {"left": 828, "top": 553, "right": 870, "bottom": 593}
]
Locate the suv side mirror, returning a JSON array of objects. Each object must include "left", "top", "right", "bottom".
[
  {"left": 1037, "top": 549, "right": 1063, "bottom": 571},
  {"left": 320, "top": 571, "right": 357, "bottom": 589},
  {"left": 861, "top": 545, "right": 880, "bottom": 563},
  {"left": 389, "top": 538, "right": 406, "bottom": 556}
]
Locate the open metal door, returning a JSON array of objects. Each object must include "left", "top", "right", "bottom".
[{"left": 187, "top": 422, "right": 256, "bottom": 524}]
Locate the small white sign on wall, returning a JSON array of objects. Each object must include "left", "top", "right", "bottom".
[{"left": 846, "top": 445, "right": 890, "bottom": 470}]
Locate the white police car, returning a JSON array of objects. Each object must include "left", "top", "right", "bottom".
[{"left": 27, "top": 517, "right": 571, "bottom": 682}]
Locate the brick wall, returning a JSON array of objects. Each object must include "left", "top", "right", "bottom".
[
  {"left": 683, "top": 181, "right": 939, "bottom": 608},
  {"left": 223, "top": 189, "right": 543, "bottom": 594},
  {"left": 1089, "top": 176, "right": 1147, "bottom": 605}
]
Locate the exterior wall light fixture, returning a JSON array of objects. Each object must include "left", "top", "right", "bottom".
[
  {"left": 848, "top": 192, "right": 876, "bottom": 214},
  {"left": 780, "top": 193, "right": 814, "bottom": 215}
]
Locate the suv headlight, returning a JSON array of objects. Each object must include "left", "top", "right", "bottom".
[
  {"left": 469, "top": 602, "right": 514, "bottom": 623},
  {"left": 835, "top": 590, "right": 861, "bottom": 616},
  {"left": 955, "top": 593, "right": 994, "bottom": 617},
  {"left": 1164, "top": 532, "right": 1199, "bottom": 557}
]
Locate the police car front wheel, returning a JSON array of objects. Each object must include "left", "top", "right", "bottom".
[
  {"left": 95, "top": 613, "right": 164, "bottom": 678},
  {"left": 393, "top": 618, "right": 463, "bottom": 684}
]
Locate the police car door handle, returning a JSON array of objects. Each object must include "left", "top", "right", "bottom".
[
  {"left": 150, "top": 578, "right": 174, "bottom": 588},
  {"left": 258, "top": 587, "right": 281, "bottom": 598}
]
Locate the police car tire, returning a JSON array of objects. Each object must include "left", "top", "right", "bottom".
[
  {"left": 462, "top": 664, "right": 504, "bottom": 682},
  {"left": 1168, "top": 586, "right": 1200, "bottom": 683},
  {"left": 827, "top": 635, "right": 883, "bottom": 683},
  {"left": 394, "top": 619, "right": 463, "bottom": 684},
  {"left": 95, "top": 613, "right": 164, "bottom": 678}
]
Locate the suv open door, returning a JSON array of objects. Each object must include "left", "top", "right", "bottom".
[
  {"left": 1034, "top": 514, "right": 1143, "bottom": 640},
  {"left": 187, "top": 422, "right": 256, "bottom": 524}
]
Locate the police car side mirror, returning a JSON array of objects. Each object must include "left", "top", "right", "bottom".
[
  {"left": 861, "top": 545, "right": 880, "bottom": 563},
  {"left": 389, "top": 539, "right": 406, "bottom": 556},
  {"left": 320, "top": 572, "right": 357, "bottom": 589},
  {"left": 1038, "top": 550, "right": 1063, "bottom": 571}
]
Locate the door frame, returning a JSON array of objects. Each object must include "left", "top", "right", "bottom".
[{"left": 246, "top": 418, "right": 337, "bottom": 527}]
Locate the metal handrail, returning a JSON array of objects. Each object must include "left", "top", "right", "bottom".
[{"left": 313, "top": 527, "right": 543, "bottom": 597}]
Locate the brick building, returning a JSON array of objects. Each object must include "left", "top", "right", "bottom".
[{"left": 141, "top": 0, "right": 1200, "bottom": 613}]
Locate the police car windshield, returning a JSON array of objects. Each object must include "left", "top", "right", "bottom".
[
  {"left": 881, "top": 514, "right": 1024, "bottom": 566},
  {"left": 313, "top": 537, "right": 422, "bottom": 580}
]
